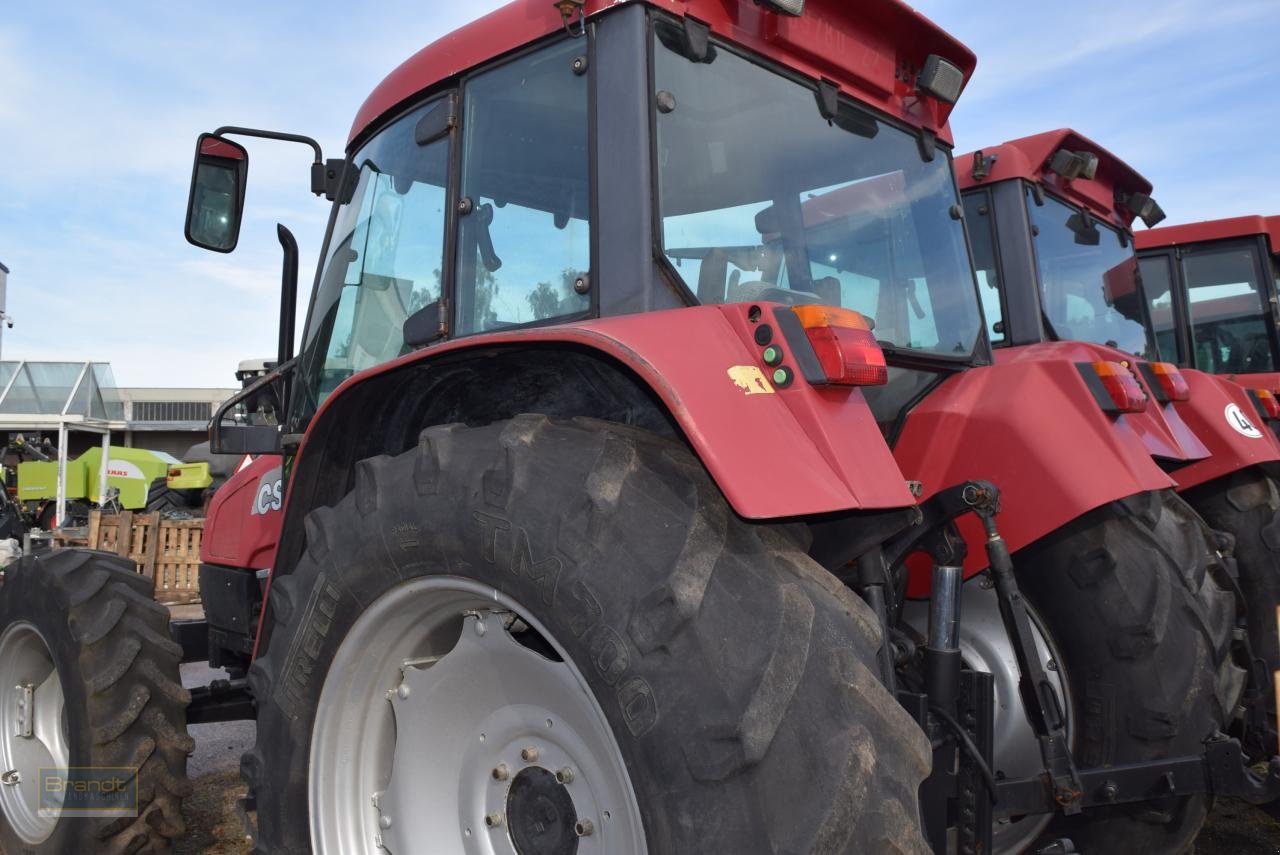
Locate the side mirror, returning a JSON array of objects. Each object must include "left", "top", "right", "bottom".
[{"left": 185, "top": 133, "right": 248, "bottom": 252}]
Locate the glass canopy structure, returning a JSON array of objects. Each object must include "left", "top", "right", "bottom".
[
  {"left": 0, "top": 362, "right": 125, "bottom": 525},
  {"left": 0, "top": 361, "right": 125, "bottom": 426}
]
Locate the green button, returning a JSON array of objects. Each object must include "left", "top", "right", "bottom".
[
  {"left": 762, "top": 345, "right": 783, "bottom": 366},
  {"left": 772, "top": 367, "right": 793, "bottom": 387}
]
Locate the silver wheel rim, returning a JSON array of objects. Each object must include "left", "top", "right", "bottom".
[
  {"left": 309, "top": 576, "right": 647, "bottom": 855},
  {"left": 0, "top": 621, "right": 69, "bottom": 844}
]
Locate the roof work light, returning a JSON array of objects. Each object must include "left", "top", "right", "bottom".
[
  {"left": 917, "top": 55, "right": 965, "bottom": 105},
  {"left": 1121, "top": 191, "right": 1167, "bottom": 228},
  {"left": 755, "top": 0, "right": 805, "bottom": 15},
  {"left": 1048, "top": 149, "right": 1099, "bottom": 182}
]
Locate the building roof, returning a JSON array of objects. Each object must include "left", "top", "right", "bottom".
[
  {"left": 0, "top": 261, "right": 8, "bottom": 274},
  {"left": 0, "top": 361, "right": 235, "bottom": 433}
]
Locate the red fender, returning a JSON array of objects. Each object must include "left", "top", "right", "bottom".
[
  {"left": 1228, "top": 371, "right": 1280, "bottom": 393},
  {"left": 1169, "top": 370, "right": 1280, "bottom": 490},
  {"left": 290, "top": 303, "right": 915, "bottom": 521},
  {"left": 201, "top": 454, "right": 284, "bottom": 571},
  {"left": 895, "top": 345, "right": 1182, "bottom": 595}
]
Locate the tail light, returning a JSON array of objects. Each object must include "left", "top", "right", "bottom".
[
  {"left": 1250, "top": 388, "right": 1280, "bottom": 420},
  {"left": 790, "top": 306, "right": 887, "bottom": 386},
  {"left": 1079, "top": 361, "right": 1147, "bottom": 414},
  {"left": 1137, "top": 361, "right": 1190, "bottom": 403},
  {"left": 168, "top": 468, "right": 182, "bottom": 479}
]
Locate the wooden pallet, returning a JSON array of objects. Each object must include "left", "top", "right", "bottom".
[{"left": 87, "top": 511, "right": 204, "bottom": 605}]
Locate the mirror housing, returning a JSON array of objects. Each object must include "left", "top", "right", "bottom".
[{"left": 185, "top": 133, "right": 248, "bottom": 253}]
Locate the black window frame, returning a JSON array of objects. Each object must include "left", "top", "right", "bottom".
[
  {"left": 960, "top": 187, "right": 1011, "bottom": 348},
  {"left": 1175, "top": 235, "right": 1280, "bottom": 373},
  {"left": 644, "top": 8, "right": 990, "bottom": 370},
  {"left": 1135, "top": 248, "right": 1187, "bottom": 364}
]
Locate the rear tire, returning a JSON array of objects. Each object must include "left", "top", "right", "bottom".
[
  {"left": 1183, "top": 468, "right": 1280, "bottom": 728},
  {"left": 0, "top": 549, "right": 192, "bottom": 853},
  {"left": 1016, "top": 490, "right": 1243, "bottom": 854},
  {"left": 244, "top": 415, "right": 932, "bottom": 854}
]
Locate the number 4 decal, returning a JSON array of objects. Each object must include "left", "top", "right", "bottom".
[{"left": 1225, "top": 403, "right": 1264, "bottom": 439}]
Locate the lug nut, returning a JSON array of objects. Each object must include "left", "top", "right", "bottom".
[
  {"left": 520, "top": 746, "right": 540, "bottom": 763},
  {"left": 485, "top": 813, "right": 504, "bottom": 829},
  {"left": 555, "top": 767, "right": 574, "bottom": 784},
  {"left": 491, "top": 764, "right": 509, "bottom": 781},
  {"left": 575, "top": 818, "right": 594, "bottom": 837}
]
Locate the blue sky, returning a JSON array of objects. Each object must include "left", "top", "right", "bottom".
[{"left": 0, "top": 1, "right": 1276, "bottom": 386}]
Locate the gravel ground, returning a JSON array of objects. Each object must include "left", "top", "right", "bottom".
[{"left": 169, "top": 663, "right": 1280, "bottom": 853}]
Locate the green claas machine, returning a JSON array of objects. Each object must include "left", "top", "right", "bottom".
[{"left": 16, "top": 445, "right": 212, "bottom": 528}]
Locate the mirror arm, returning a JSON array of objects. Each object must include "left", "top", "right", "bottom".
[
  {"left": 276, "top": 224, "right": 299, "bottom": 397},
  {"left": 212, "top": 126, "right": 327, "bottom": 195}
]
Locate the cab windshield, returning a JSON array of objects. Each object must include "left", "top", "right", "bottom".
[
  {"left": 1027, "top": 190, "right": 1155, "bottom": 358},
  {"left": 653, "top": 24, "right": 982, "bottom": 359}
]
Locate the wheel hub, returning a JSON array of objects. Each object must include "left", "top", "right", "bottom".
[{"left": 506, "top": 766, "right": 578, "bottom": 855}]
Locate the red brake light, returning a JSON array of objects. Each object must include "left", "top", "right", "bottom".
[
  {"left": 1140, "top": 361, "right": 1190, "bottom": 403},
  {"left": 1254, "top": 389, "right": 1280, "bottom": 420},
  {"left": 1083, "top": 361, "right": 1147, "bottom": 414},
  {"left": 168, "top": 468, "right": 182, "bottom": 479},
  {"left": 792, "top": 305, "right": 887, "bottom": 386}
]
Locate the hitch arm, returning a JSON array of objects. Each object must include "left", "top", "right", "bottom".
[{"left": 996, "top": 738, "right": 1280, "bottom": 816}]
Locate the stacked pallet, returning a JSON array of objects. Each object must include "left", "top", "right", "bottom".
[{"left": 86, "top": 511, "right": 203, "bottom": 605}]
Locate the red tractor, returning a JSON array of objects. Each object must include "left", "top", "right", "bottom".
[
  {"left": 1135, "top": 215, "right": 1280, "bottom": 391},
  {"left": 956, "top": 129, "right": 1280, "bottom": 766},
  {"left": 0, "top": 3, "right": 1275, "bottom": 855}
]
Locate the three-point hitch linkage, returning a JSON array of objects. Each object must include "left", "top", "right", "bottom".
[{"left": 855, "top": 481, "right": 1280, "bottom": 853}]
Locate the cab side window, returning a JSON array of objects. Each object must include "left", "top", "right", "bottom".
[
  {"left": 1182, "top": 244, "right": 1276, "bottom": 373},
  {"left": 455, "top": 40, "right": 591, "bottom": 334}
]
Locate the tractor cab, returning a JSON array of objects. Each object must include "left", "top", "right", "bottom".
[
  {"left": 1135, "top": 215, "right": 1280, "bottom": 390},
  {"left": 185, "top": 0, "right": 986, "bottom": 457},
  {"left": 957, "top": 129, "right": 1165, "bottom": 358}
]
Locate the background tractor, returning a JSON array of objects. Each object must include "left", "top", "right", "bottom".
[
  {"left": 1136, "top": 215, "right": 1280, "bottom": 392},
  {"left": 957, "top": 130, "right": 1280, "bottom": 769}
]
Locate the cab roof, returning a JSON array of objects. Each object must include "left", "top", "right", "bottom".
[
  {"left": 350, "top": 0, "right": 975, "bottom": 148},
  {"left": 1134, "top": 215, "right": 1280, "bottom": 254},
  {"left": 956, "top": 129, "right": 1152, "bottom": 229}
]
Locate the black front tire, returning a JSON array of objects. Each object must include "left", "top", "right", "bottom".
[
  {"left": 1017, "top": 490, "right": 1243, "bottom": 854},
  {"left": 244, "top": 415, "right": 932, "bottom": 854},
  {"left": 0, "top": 549, "right": 192, "bottom": 853}
]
